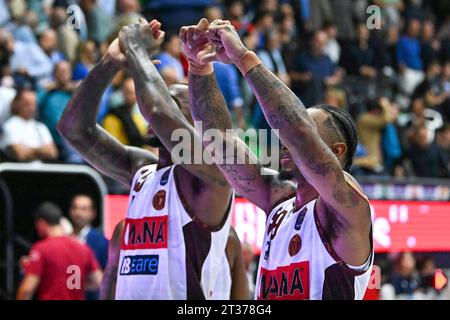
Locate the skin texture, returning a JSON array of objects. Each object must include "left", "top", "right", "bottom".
[{"left": 186, "top": 19, "right": 371, "bottom": 266}]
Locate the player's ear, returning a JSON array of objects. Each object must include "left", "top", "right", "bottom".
[{"left": 331, "top": 142, "right": 347, "bottom": 159}]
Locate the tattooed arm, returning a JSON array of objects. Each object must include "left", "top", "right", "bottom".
[
  {"left": 57, "top": 39, "right": 157, "bottom": 186},
  {"left": 182, "top": 20, "right": 295, "bottom": 212},
  {"left": 207, "top": 21, "right": 370, "bottom": 229},
  {"left": 119, "top": 20, "right": 232, "bottom": 228}
]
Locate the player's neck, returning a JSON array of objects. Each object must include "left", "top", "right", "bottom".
[
  {"left": 295, "top": 179, "right": 319, "bottom": 210},
  {"left": 157, "top": 148, "right": 173, "bottom": 169}
]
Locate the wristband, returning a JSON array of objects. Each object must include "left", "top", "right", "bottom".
[
  {"left": 236, "top": 51, "right": 262, "bottom": 76},
  {"left": 188, "top": 62, "right": 214, "bottom": 76}
]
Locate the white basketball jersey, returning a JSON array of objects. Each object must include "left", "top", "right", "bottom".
[
  {"left": 115, "top": 164, "right": 232, "bottom": 300},
  {"left": 255, "top": 197, "right": 373, "bottom": 300}
]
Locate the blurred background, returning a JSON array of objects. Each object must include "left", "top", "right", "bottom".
[{"left": 0, "top": 0, "right": 449, "bottom": 300}]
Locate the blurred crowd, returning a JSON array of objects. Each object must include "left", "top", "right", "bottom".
[
  {"left": 377, "top": 252, "right": 450, "bottom": 300},
  {"left": 0, "top": 0, "right": 449, "bottom": 193}
]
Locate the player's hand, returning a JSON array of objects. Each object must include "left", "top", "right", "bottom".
[
  {"left": 103, "top": 38, "right": 127, "bottom": 69},
  {"left": 180, "top": 18, "right": 215, "bottom": 74},
  {"left": 119, "top": 18, "right": 165, "bottom": 57},
  {"left": 205, "top": 19, "right": 249, "bottom": 65}
]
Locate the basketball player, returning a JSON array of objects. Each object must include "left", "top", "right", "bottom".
[
  {"left": 180, "top": 18, "right": 373, "bottom": 300},
  {"left": 58, "top": 20, "right": 244, "bottom": 299}
]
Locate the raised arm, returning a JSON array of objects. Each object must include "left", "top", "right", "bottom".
[
  {"left": 57, "top": 39, "right": 157, "bottom": 186},
  {"left": 207, "top": 21, "right": 369, "bottom": 227},
  {"left": 118, "top": 20, "right": 232, "bottom": 227},
  {"left": 180, "top": 19, "right": 295, "bottom": 212}
]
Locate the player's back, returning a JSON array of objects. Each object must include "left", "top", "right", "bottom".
[{"left": 24, "top": 236, "right": 99, "bottom": 300}]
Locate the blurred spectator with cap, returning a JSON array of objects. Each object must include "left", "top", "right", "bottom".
[{"left": 17, "top": 202, "right": 102, "bottom": 300}]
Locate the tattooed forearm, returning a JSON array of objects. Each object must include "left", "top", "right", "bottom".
[
  {"left": 245, "top": 64, "right": 313, "bottom": 130},
  {"left": 57, "top": 59, "right": 151, "bottom": 185},
  {"left": 188, "top": 72, "right": 233, "bottom": 131}
]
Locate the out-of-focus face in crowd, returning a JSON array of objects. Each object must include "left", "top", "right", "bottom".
[
  {"left": 54, "top": 61, "right": 72, "bottom": 86},
  {"left": 13, "top": 90, "right": 37, "bottom": 120},
  {"left": 39, "top": 29, "right": 58, "bottom": 55},
  {"left": 69, "top": 195, "right": 96, "bottom": 230},
  {"left": 311, "top": 31, "right": 328, "bottom": 55}
]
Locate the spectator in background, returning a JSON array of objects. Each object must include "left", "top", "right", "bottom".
[
  {"left": 39, "top": 61, "right": 80, "bottom": 162},
  {"left": 116, "top": 0, "right": 143, "bottom": 27},
  {"left": 72, "top": 40, "right": 98, "bottom": 81},
  {"left": 49, "top": 7, "right": 80, "bottom": 63},
  {"left": 103, "top": 77, "right": 148, "bottom": 147},
  {"left": 0, "top": 89, "right": 58, "bottom": 162},
  {"left": 434, "top": 60, "right": 450, "bottom": 122},
  {"left": 302, "top": 0, "right": 333, "bottom": 33},
  {"left": 406, "top": 124, "right": 449, "bottom": 178},
  {"left": 342, "top": 23, "right": 378, "bottom": 80},
  {"left": 204, "top": 4, "right": 223, "bottom": 22},
  {"left": 397, "top": 18, "right": 425, "bottom": 95},
  {"left": 356, "top": 97, "right": 398, "bottom": 175},
  {"left": 69, "top": 194, "right": 109, "bottom": 300},
  {"left": 0, "top": 28, "right": 52, "bottom": 83},
  {"left": 435, "top": 124, "right": 450, "bottom": 162},
  {"left": 257, "top": 28, "right": 290, "bottom": 86},
  {"left": 421, "top": 19, "right": 440, "bottom": 71},
  {"left": 413, "top": 59, "right": 442, "bottom": 102},
  {"left": 290, "top": 30, "right": 343, "bottom": 106},
  {"left": 399, "top": 97, "right": 444, "bottom": 144},
  {"left": 17, "top": 202, "right": 102, "bottom": 300},
  {"left": 156, "top": 32, "right": 185, "bottom": 86},
  {"left": 323, "top": 21, "right": 340, "bottom": 65},
  {"left": 389, "top": 252, "right": 421, "bottom": 299},
  {"left": 38, "top": 29, "right": 65, "bottom": 70},
  {"left": 227, "top": 0, "right": 250, "bottom": 33},
  {"left": 252, "top": 10, "right": 274, "bottom": 50}
]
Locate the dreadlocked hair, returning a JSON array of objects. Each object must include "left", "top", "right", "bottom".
[{"left": 313, "top": 104, "right": 358, "bottom": 172}]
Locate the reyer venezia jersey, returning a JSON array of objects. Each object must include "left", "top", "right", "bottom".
[
  {"left": 115, "top": 164, "right": 232, "bottom": 300},
  {"left": 255, "top": 195, "right": 373, "bottom": 300}
]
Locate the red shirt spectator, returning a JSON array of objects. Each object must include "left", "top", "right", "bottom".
[
  {"left": 23, "top": 236, "right": 100, "bottom": 300},
  {"left": 17, "top": 202, "right": 102, "bottom": 300}
]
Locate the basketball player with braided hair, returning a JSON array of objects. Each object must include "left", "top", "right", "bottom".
[{"left": 181, "top": 18, "right": 373, "bottom": 300}]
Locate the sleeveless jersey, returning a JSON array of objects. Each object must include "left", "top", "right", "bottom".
[
  {"left": 115, "top": 164, "right": 232, "bottom": 300},
  {"left": 255, "top": 197, "right": 373, "bottom": 300}
]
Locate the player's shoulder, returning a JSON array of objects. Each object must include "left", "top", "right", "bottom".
[{"left": 343, "top": 172, "right": 364, "bottom": 192}]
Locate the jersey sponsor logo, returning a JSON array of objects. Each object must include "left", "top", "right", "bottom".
[
  {"left": 153, "top": 190, "right": 166, "bottom": 210},
  {"left": 122, "top": 216, "right": 168, "bottom": 250},
  {"left": 258, "top": 261, "right": 309, "bottom": 300},
  {"left": 119, "top": 255, "right": 159, "bottom": 275},
  {"left": 288, "top": 234, "right": 302, "bottom": 256}
]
